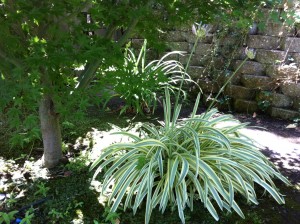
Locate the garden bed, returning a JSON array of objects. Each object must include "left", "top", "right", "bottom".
[{"left": 0, "top": 103, "right": 299, "bottom": 223}]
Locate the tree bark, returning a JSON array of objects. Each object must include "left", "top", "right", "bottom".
[{"left": 39, "top": 95, "right": 62, "bottom": 168}]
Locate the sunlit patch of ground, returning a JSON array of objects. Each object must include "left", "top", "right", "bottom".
[
  {"left": 215, "top": 117, "right": 300, "bottom": 187},
  {"left": 81, "top": 118, "right": 300, "bottom": 185},
  {"left": 240, "top": 128, "right": 300, "bottom": 185},
  {"left": 74, "top": 122, "right": 142, "bottom": 160}
]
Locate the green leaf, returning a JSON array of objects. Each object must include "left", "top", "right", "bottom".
[
  {"left": 177, "top": 157, "right": 189, "bottom": 185},
  {"left": 92, "top": 94, "right": 289, "bottom": 223},
  {"left": 110, "top": 163, "right": 137, "bottom": 211}
]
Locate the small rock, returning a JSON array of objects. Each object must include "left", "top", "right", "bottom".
[
  {"left": 0, "top": 193, "right": 5, "bottom": 201},
  {"left": 286, "top": 123, "right": 298, "bottom": 129}
]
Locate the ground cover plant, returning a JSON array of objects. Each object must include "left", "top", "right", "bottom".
[
  {"left": 91, "top": 89, "right": 290, "bottom": 224},
  {"left": 0, "top": 106, "right": 299, "bottom": 223}
]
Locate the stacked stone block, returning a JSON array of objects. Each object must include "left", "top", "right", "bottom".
[{"left": 129, "top": 2, "right": 300, "bottom": 119}]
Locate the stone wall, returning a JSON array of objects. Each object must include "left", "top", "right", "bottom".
[{"left": 131, "top": 2, "right": 300, "bottom": 119}]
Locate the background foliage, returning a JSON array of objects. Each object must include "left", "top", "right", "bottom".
[{"left": 0, "top": 0, "right": 264, "bottom": 149}]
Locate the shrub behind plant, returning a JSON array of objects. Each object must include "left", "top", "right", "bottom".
[{"left": 104, "top": 40, "right": 192, "bottom": 115}]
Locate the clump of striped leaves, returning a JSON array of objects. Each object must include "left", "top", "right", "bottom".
[{"left": 90, "top": 89, "right": 290, "bottom": 224}]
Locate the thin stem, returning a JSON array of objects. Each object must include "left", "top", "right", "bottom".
[
  {"left": 173, "top": 34, "right": 201, "bottom": 117},
  {"left": 117, "top": 17, "right": 140, "bottom": 47},
  {"left": 207, "top": 57, "right": 248, "bottom": 111},
  {"left": 76, "top": 17, "right": 139, "bottom": 89}
]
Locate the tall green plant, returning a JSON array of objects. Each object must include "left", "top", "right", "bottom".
[
  {"left": 104, "top": 40, "right": 192, "bottom": 115},
  {"left": 91, "top": 88, "right": 289, "bottom": 223}
]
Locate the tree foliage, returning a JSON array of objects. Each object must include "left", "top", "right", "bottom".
[{"left": 0, "top": 0, "right": 263, "bottom": 162}]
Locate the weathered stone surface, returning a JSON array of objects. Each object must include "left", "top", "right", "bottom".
[
  {"left": 232, "top": 47, "right": 247, "bottom": 60},
  {"left": 206, "top": 24, "right": 219, "bottom": 33},
  {"left": 158, "top": 52, "right": 179, "bottom": 61},
  {"left": 144, "top": 50, "right": 158, "bottom": 61},
  {"left": 233, "top": 60, "right": 266, "bottom": 75},
  {"left": 247, "top": 35, "right": 281, "bottom": 50},
  {"left": 176, "top": 24, "right": 191, "bottom": 32},
  {"left": 234, "top": 99, "right": 258, "bottom": 113},
  {"left": 163, "top": 31, "right": 186, "bottom": 42},
  {"left": 213, "top": 35, "right": 241, "bottom": 46},
  {"left": 225, "top": 85, "right": 256, "bottom": 100},
  {"left": 217, "top": 45, "right": 247, "bottom": 61},
  {"left": 193, "top": 44, "right": 213, "bottom": 56},
  {"left": 179, "top": 54, "right": 210, "bottom": 66},
  {"left": 284, "top": 37, "right": 300, "bottom": 53},
  {"left": 292, "top": 97, "right": 300, "bottom": 110},
  {"left": 272, "top": 93, "right": 292, "bottom": 108},
  {"left": 288, "top": 53, "right": 300, "bottom": 65},
  {"left": 203, "top": 94, "right": 232, "bottom": 111},
  {"left": 210, "top": 57, "right": 226, "bottom": 70},
  {"left": 179, "top": 54, "right": 196, "bottom": 66},
  {"left": 187, "top": 66, "right": 207, "bottom": 79},
  {"left": 227, "top": 70, "right": 241, "bottom": 85},
  {"left": 198, "top": 79, "right": 218, "bottom": 93},
  {"left": 166, "top": 42, "right": 189, "bottom": 52},
  {"left": 279, "top": 0, "right": 300, "bottom": 9},
  {"left": 130, "top": 39, "right": 145, "bottom": 48},
  {"left": 212, "top": 70, "right": 241, "bottom": 85},
  {"left": 185, "top": 32, "right": 213, "bottom": 44},
  {"left": 266, "top": 64, "right": 299, "bottom": 81},
  {"left": 296, "top": 23, "right": 300, "bottom": 37},
  {"left": 249, "top": 22, "right": 258, "bottom": 35},
  {"left": 182, "top": 24, "right": 218, "bottom": 33},
  {"left": 255, "top": 49, "right": 286, "bottom": 64},
  {"left": 131, "top": 48, "right": 158, "bottom": 62},
  {"left": 241, "top": 75, "right": 276, "bottom": 90},
  {"left": 271, "top": 107, "right": 300, "bottom": 119},
  {"left": 281, "top": 83, "right": 300, "bottom": 97},
  {"left": 257, "top": 23, "right": 294, "bottom": 37},
  {"left": 256, "top": 91, "right": 272, "bottom": 108}
]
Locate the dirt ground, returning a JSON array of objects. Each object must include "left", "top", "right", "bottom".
[
  {"left": 99, "top": 101, "right": 300, "bottom": 223},
  {"left": 107, "top": 98, "right": 300, "bottom": 185},
  {"left": 1, "top": 100, "right": 299, "bottom": 223},
  {"left": 229, "top": 112, "right": 300, "bottom": 223},
  {"left": 233, "top": 113, "right": 300, "bottom": 185}
]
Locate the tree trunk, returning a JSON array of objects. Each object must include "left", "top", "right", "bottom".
[{"left": 39, "top": 95, "right": 62, "bottom": 168}]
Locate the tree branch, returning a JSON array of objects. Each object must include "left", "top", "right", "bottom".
[
  {"left": 104, "top": 23, "right": 118, "bottom": 39},
  {"left": 76, "top": 17, "right": 140, "bottom": 89},
  {"left": 117, "top": 17, "right": 140, "bottom": 47},
  {"left": 76, "top": 0, "right": 154, "bottom": 89}
]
